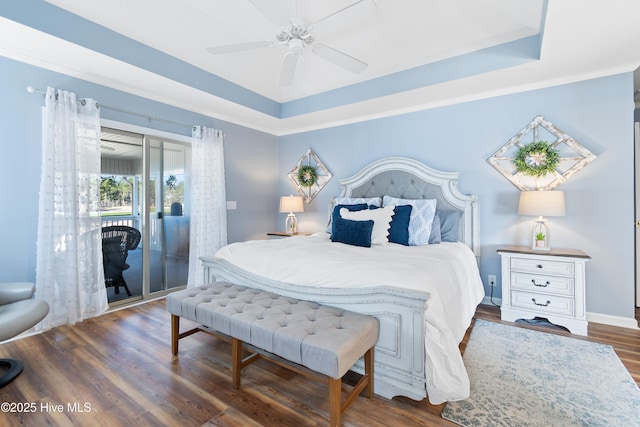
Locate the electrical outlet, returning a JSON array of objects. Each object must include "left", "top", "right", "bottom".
[{"left": 488, "top": 275, "right": 497, "bottom": 287}]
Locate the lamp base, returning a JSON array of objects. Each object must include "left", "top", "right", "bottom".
[
  {"left": 531, "top": 244, "right": 551, "bottom": 251},
  {"left": 285, "top": 213, "right": 298, "bottom": 234},
  {"left": 531, "top": 219, "right": 550, "bottom": 251}
]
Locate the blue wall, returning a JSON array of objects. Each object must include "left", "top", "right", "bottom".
[
  {"left": 0, "top": 56, "right": 278, "bottom": 283},
  {"left": 279, "top": 73, "right": 636, "bottom": 319}
]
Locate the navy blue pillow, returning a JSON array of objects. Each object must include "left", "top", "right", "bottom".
[
  {"left": 331, "top": 217, "right": 374, "bottom": 247},
  {"left": 331, "top": 203, "right": 368, "bottom": 235},
  {"left": 388, "top": 204, "right": 413, "bottom": 246}
]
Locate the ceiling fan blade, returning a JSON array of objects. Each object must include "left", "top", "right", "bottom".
[
  {"left": 278, "top": 51, "right": 300, "bottom": 86},
  {"left": 309, "top": 0, "right": 377, "bottom": 31},
  {"left": 206, "top": 40, "right": 273, "bottom": 55},
  {"left": 312, "top": 44, "right": 367, "bottom": 74},
  {"left": 248, "top": 0, "right": 296, "bottom": 28}
]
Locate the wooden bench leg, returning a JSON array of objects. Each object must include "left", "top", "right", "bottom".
[
  {"left": 329, "top": 377, "right": 342, "bottom": 427},
  {"left": 171, "top": 314, "right": 179, "bottom": 355},
  {"left": 231, "top": 338, "right": 243, "bottom": 389},
  {"left": 329, "top": 346, "right": 374, "bottom": 425},
  {"left": 364, "top": 347, "right": 374, "bottom": 398}
]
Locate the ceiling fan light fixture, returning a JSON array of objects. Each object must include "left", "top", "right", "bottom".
[
  {"left": 275, "top": 21, "right": 315, "bottom": 47},
  {"left": 275, "top": 29, "right": 290, "bottom": 43},
  {"left": 289, "top": 38, "right": 304, "bottom": 54}
]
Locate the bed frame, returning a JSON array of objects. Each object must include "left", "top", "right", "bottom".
[{"left": 200, "top": 157, "right": 479, "bottom": 401}]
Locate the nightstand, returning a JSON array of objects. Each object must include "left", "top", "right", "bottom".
[{"left": 497, "top": 245, "right": 590, "bottom": 336}]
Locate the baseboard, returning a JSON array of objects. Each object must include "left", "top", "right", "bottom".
[
  {"left": 481, "top": 296, "right": 502, "bottom": 307},
  {"left": 587, "top": 312, "right": 639, "bottom": 330},
  {"left": 106, "top": 294, "right": 167, "bottom": 314}
]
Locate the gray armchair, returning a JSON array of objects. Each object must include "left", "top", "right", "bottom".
[{"left": 0, "top": 282, "right": 49, "bottom": 387}]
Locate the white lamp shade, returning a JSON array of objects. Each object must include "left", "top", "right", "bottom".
[
  {"left": 279, "top": 195, "right": 304, "bottom": 213},
  {"left": 518, "top": 190, "right": 566, "bottom": 217}
]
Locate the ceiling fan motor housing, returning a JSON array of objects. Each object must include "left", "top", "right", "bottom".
[{"left": 276, "top": 17, "right": 316, "bottom": 52}]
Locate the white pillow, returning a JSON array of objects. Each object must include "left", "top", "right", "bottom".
[
  {"left": 334, "top": 196, "right": 382, "bottom": 207},
  {"left": 383, "top": 196, "right": 437, "bottom": 246},
  {"left": 340, "top": 204, "right": 394, "bottom": 245}
]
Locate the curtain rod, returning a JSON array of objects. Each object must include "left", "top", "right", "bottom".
[{"left": 26, "top": 86, "right": 200, "bottom": 130}]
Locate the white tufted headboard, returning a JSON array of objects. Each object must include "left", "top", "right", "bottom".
[{"left": 338, "top": 157, "right": 480, "bottom": 257}]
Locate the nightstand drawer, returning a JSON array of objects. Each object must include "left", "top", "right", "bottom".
[
  {"left": 511, "top": 290, "right": 574, "bottom": 316},
  {"left": 510, "top": 257, "right": 574, "bottom": 276},
  {"left": 510, "top": 272, "right": 574, "bottom": 296}
]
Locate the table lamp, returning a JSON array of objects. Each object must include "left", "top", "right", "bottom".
[
  {"left": 518, "top": 190, "right": 565, "bottom": 251},
  {"left": 279, "top": 195, "right": 304, "bottom": 234}
]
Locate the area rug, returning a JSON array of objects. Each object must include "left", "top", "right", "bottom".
[{"left": 442, "top": 319, "right": 640, "bottom": 427}]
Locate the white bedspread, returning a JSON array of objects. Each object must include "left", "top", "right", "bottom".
[{"left": 214, "top": 233, "right": 485, "bottom": 403}]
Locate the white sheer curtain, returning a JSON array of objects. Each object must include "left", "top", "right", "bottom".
[
  {"left": 35, "top": 87, "right": 108, "bottom": 330},
  {"left": 187, "top": 126, "right": 228, "bottom": 286}
]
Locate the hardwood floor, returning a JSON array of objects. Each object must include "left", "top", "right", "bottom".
[{"left": 1, "top": 300, "right": 638, "bottom": 427}]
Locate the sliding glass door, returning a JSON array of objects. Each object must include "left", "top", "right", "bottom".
[
  {"left": 147, "top": 136, "right": 191, "bottom": 295},
  {"left": 100, "top": 128, "right": 190, "bottom": 305},
  {"left": 100, "top": 128, "right": 143, "bottom": 304}
]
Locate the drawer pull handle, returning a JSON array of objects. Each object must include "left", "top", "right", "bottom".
[
  {"left": 532, "top": 298, "right": 551, "bottom": 307},
  {"left": 537, "top": 264, "right": 543, "bottom": 269},
  {"left": 531, "top": 279, "right": 550, "bottom": 287}
]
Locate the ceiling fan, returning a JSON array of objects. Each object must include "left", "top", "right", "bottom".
[{"left": 207, "top": 0, "right": 375, "bottom": 86}]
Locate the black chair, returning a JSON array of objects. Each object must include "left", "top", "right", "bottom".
[
  {"left": 102, "top": 226, "right": 141, "bottom": 297},
  {"left": 0, "top": 282, "right": 49, "bottom": 387}
]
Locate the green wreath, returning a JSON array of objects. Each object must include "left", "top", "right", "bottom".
[
  {"left": 514, "top": 141, "right": 560, "bottom": 177},
  {"left": 297, "top": 165, "right": 318, "bottom": 188}
]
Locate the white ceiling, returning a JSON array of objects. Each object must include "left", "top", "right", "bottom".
[{"left": 2, "top": 1, "right": 639, "bottom": 135}]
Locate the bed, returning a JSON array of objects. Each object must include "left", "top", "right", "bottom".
[{"left": 200, "top": 157, "right": 484, "bottom": 404}]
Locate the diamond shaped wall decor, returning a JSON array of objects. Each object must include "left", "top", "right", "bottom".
[
  {"left": 288, "top": 148, "right": 333, "bottom": 203},
  {"left": 487, "top": 115, "right": 597, "bottom": 190}
]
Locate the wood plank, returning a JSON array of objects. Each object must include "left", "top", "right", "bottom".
[{"left": 0, "top": 300, "right": 637, "bottom": 427}]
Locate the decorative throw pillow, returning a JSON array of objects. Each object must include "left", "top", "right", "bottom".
[
  {"left": 437, "top": 210, "right": 463, "bottom": 242},
  {"left": 383, "top": 196, "right": 437, "bottom": 246},
  {"left": 330, "top": 217, "right": 374, "bottom": 247},
  {"left": 334, "top": 196, "right": 382, "bottom": 207},
  {"left": 330, "top": 204, "right": 368, "bottom": 235},
  {"left": 340, "top": 204, "right": 394, "bottom": 245},
  {"left": 387, "top": 204, "right": 413, "bottom": 246}
]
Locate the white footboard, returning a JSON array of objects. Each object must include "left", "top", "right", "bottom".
[{"left": 200, "top": 256, "right": 430, "bottom": 401}]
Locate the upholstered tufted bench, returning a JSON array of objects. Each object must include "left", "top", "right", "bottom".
[{"left": 166, "top": 282, "right": 379, "bottom": 427}]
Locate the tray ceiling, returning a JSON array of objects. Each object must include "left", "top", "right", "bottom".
[{"left": 44, "top": 0, "right": 543, "bottom": 102}]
